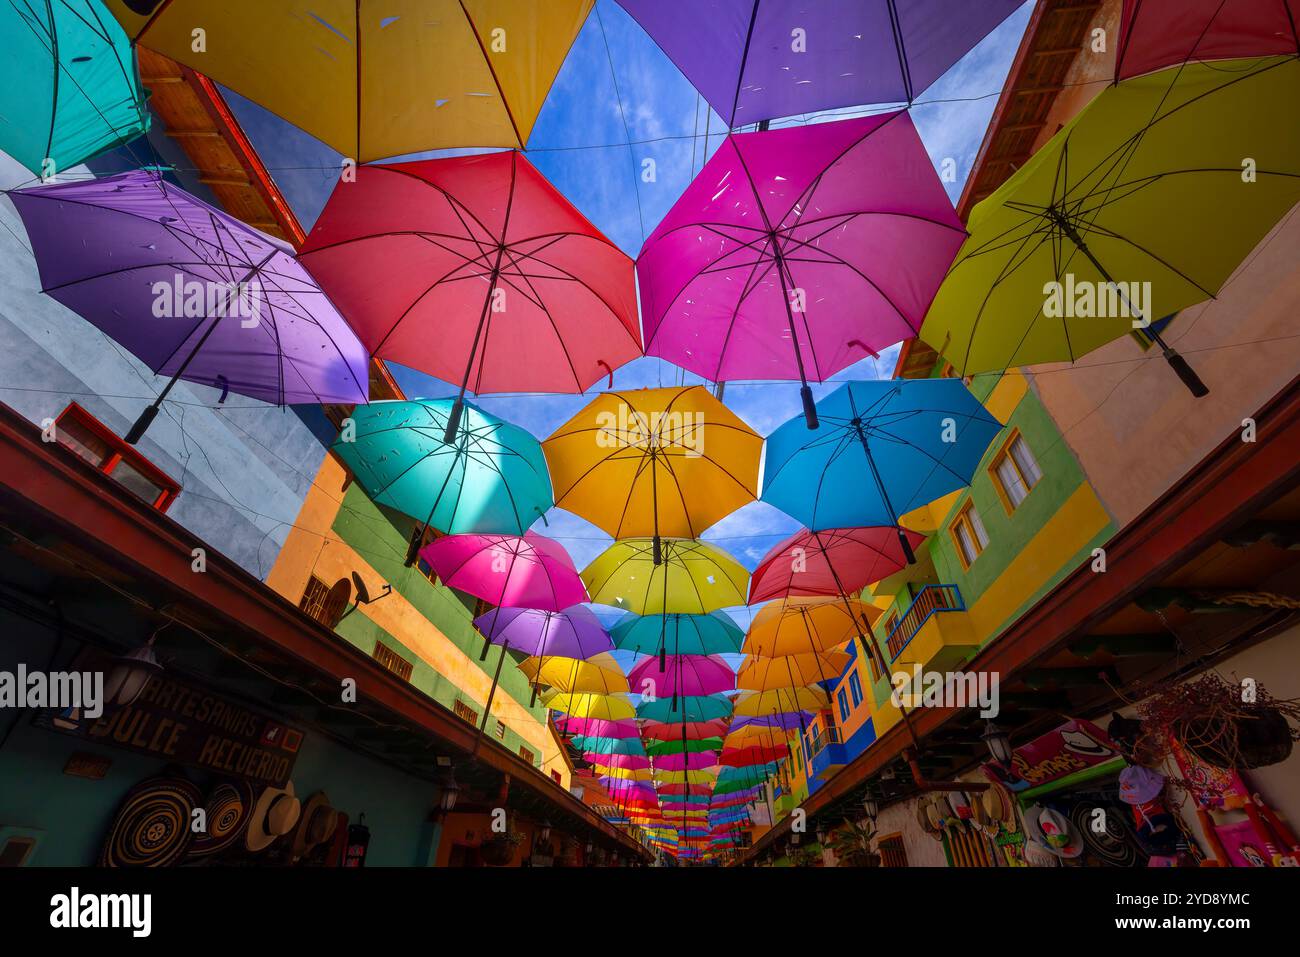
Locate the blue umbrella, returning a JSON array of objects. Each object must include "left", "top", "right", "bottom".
[
  {"left": 332, "top": 398, "right": 553, "bottom": 539},
  {"left": 611, "top": 611, "right": 744, "bottom": 656},
  {"left": 637, "top": 694, "right": 732, "bottom": 724},
  {"left": 571, "top": 736, "right": 647, "bottom": 756},
  {"left": 761, "top": 379, "right": 1002, "bottom": 562}
]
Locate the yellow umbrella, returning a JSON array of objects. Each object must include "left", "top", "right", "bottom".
[
  {"left": 654, "top": 768, "right": 718, "bottom": 785},
  {"left": 105, "top": 0, "right": 593, "bottom": 162},
  {"left": 591, "top": 766, "right": 653, "bottom": 782},
  {"left": 543, "top": 386, "right": 762, "bottom": 559},
  {"left": 722, "top": 723, "right": 791, "bottom": 749},
  {"left": 582, "top": 538, "right": 748, "bottom": 615},
  {"left": 542, "top": 691, "right": 636, "bottom": 721},
  {"left": 921, "top": 57, "right": 1300, "bottom": 395},
  {"left": 735, "top": 651, "right": 852, "bottom": 691},
  {"left": 733, "top": 687, "right": 830, "bottom": 717},
  {"left": 519, "top": 652, "right": 629, "bottom": 695},
  {"left": 743, "top": 598, "right": 880, "bottom": 657}
]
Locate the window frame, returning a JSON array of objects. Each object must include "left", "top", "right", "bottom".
[
  {"left": 949, "top": 500, "right": 989, "bottom": 570},
  {"left": 53, "top": 403, "right": 181, "bottom": 511},
  {"left": 988, "top": 428, "right": 1042, "bottom": 515},
  {"left": 837, "top": 688, "right": 850, "bottom": 723},
  {"left": 848, "top": 670, "right": 864, "bottom": 708}
]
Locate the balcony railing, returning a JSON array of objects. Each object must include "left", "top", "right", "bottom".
[
  {"left": 885, "top": 584, "right": 965, "bottom": 660},
  {"left": 807, "top": 725, "right": 843, "bottom": 758}
]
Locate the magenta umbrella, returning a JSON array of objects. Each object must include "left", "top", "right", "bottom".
[
  {"left": 653, "top": 751, "right": 719, "bottom": 772},
  {"left": 637, "top": 112, "right": 964, "bottom": 426},
  {"left": 629, "top": 654, "right": 735, "bottom": 701},
  {"left": 588, "top": 754, "right": 652, "bottom": 770},
  {"left": 473, "top": 604, "right": 613, "bottom": 706},
  {"left": 555, "top": 716, "right": 640, "bottom": 738},
  {"left": 420, "top": 531, "right": 587, "bottom": 747}
]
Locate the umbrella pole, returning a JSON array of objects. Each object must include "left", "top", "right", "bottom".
[
  {"left": 530, "top": 613, "right": 551, "bottom": 708},
  {"left": 125, "top": 250, "right": 278, "bottom": 444},
  {"left": 474, "top": 639, "right": 510, "bottom": 756},
  {"left": 650, "top": 451, "right": 663, "bottom": 566},
  {"left": 1052, "top": 212, "right": 1208, "bottom": 397},
  {"left": 444, "top": 249, "right": 507, "bottom": 444},
  {"left": 772, "top": 246, "right": 819, "bottom": 429},
  {"left": 480, "top": 544, "right": 519, "bottom": 660},
  {"left": 855, "top": 429, "right": 917, "bottom": 565}
]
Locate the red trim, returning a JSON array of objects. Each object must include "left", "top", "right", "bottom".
[{"left": 54, "top": 403, "right": 181, "bottom": 512}]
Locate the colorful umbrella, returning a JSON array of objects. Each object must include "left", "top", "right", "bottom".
[
  {"left": 475, "top": 606, "right": 612, "bottom": 659},
  {"left": 572, "top": 736, "right": 645, "bottom": 756},
  {"left": 519, "top": 652, "right": 629, "bottom": 695},
  {"left": 736, "top": 651, "right": 851, "bottom": 690},
  {"left": 761, "top": 379, "right": 1002, "bottom": 560},
  {"left": 610, "top": 612, "right": 744, "bottom": 656},
  {"left": 743, "top": 598, "right": 879, "bottom": 657},
  {"left": 543, "top": 692, "right": 637, "bottom": 722},
  {"left": 733, "top": 687, "right": 829, "bottom": 716},
  {"left": 300, "top": 151, "right": 641, "bottom": 442},
  {"left": 583, "top": 539, "right": 749, "bottom": 616},
  {"left": 2, "top": 0, "right": 149, "bottom": 177},
  {"left": 645, "top": 738, "right": 723, "bottom": 756},
  {"left": 748, "top": 526, "right": 924, "bottom": 603},
  {"left": 628, "top": 654, "right": 735, "bottom": 700},
  {"left": 332, "top": 399, "right": 551, "bottom": 536},
  {"left": 9, "top": 170, "right": 369, "bottom": 444},
  {"left": 721, "top": 744, "right": 787, "bottom": 767},
  {"left": 637, "top": 694, "right": 733, "bottom": 724},
  {"left": 652, "top": 752, "right": 718, "bottom": 772},
  {"left": 421, "top": 532, "right": 587, "bottom": 612},
  {"left": 1115, "top": 0, "right": 1300, "bottom": 81},
  {"left": 921, "top": 57, "right": 1300, "bottom": 396},
  {"left": 104, "top": 0, "right": 593, "bottom": 161},
  {"left": 615, "top": 0, "right": 1021, "bottom": 125},
  {"left": 641, "top": 719, "right": 730, "bottom": 741},
  {"left": 637, "top": 113, "right": 965, "bottom": 425},
  {"left": 554, "top": 715, "right": 638, "bottom": 738},
  {"left": 543, "top": 386, "right": 761, "bottom": 560}
]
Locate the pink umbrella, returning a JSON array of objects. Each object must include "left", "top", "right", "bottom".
[
  {"left": 629, "top": 654, "right": 735, "bottom": 700},
  {"left": 748, "top": 526, "right": 926, "bottom": 603},
  {"left": 555, "top": 717, "right": 641, "bottom": 738},
  {"left": 588, "top": 754, "right": 652, "bottom": 770},
  {"left": 640, "top": 719, "right": 729, "bottom": 741},
  {"left": 637, "top": 112, "right": 964, "bottom": 426},
  {"left": 653, "top": 751, "right": 719, "bottom": 772},
  {"left": 420, "top": 530, "right": 587, "bottom": 748}
]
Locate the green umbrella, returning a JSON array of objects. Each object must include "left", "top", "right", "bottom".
[
  {"left": 645, "top": 737, "right": 723, "bottom": 756},
  {"left": 332, "top": 398, "right": 552, "bottom": 543}
]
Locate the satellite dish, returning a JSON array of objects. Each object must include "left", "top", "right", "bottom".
[{"left": 351, "top": 572, "right": 370, "bottom": 604}]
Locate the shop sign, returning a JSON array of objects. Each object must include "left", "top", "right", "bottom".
[
  {"left": 1006, "top": 718, "right": 1118, "bottom": 789},
  {"left": 36, "top": 672, "right": 303, "bottom": 787}
]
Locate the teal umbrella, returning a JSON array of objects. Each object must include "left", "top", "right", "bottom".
[
  {"left": 611, "top": 612, "right": 744, "bottom": 656},
  {"left": 332, "top": 398, "right": 552, "bottom": 537},
  {"left": 1, "top": 1, "right": 149, "bottom": 177},
  {"left": 637, "top": 694, "right": 732, "bottom": 724}
]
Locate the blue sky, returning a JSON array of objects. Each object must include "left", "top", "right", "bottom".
[{"left": 226, "top": 0, "right": 1033, "bottom": 584}]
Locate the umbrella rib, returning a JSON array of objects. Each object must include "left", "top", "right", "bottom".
[{"left": 456, "top": 0, "right": 524, "bottom": 147}]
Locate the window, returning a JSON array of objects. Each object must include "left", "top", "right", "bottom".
[
  {"left": 837, "top": 688, "right": 850, "bottom": 722},
  {"left": 949, "top": 500, "right": 989, "bottom": 569},
  {"left": 52, "top": 403, "right": 181, "bottom": 511},
  {"left": 493, "top": 719, "right": 506, "bottom": 740},
  {"left": 453, "top": 700, "right": 479, "bottom": 725},
  {"left": 414, "top": 524, "right": 446, "bottom": 583},
  {"left": 848, "top": 671, "right": 864, "bottom": 707},
  {"left": 878, "top": 834, "right": 908, "bottom": 868},
  {"left": 300, "top": 576, "right": 351, "bottom": 629},
  {"left": 550, "top": 770, "right": 563, "bottom": 784},
  {"left": 519, "top": 746, "right": 536, "bottom": 765},
  {"left": 990, "top": 430, "right": 1042, "bottom": 513},
  {"left": 371, "top": 640, "right": 413, "bottom": 681}
]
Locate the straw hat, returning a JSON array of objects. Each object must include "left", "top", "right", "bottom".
[
  {"left": 290, "top": 791, "right": 341, "bottom": 862},
  {"left": 244, "top": 781, "right": 302, "bottom": 852},
  {"left": 982, "top": 781, "right": 1017, "bottom": 830}
]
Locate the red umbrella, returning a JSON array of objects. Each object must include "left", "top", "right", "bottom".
[
  {"left": 641, "top": 719, "right": 729, "bottom": 741},
  {"left": 301, "top": 150, "right": 642, "bottom": 440},
  {"left": 749, "top": 526, "right": 925, "bottom": 604},
  {"left": 1116, "top": 0, "right": 1300, "bottom": 81}
]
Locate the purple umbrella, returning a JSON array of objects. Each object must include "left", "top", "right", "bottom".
[
  {"left": 616, "top": 0, "right": 1022, "bottom": 126},
  {"left": 474, "top": 605, "right": 613, "bottom": 706},
  {"left": 8, "top": 170, "right": 368, "bottom": 443},
  {"left": 636, "top": 113, "right": 965, "bottom": 426}
]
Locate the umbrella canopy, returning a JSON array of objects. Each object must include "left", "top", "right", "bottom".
[
  {"left": 637, "top": 694, "right": 733, "bottom": 724},
  {"left": 519, "top": 652, "right": 629, "bottom": 695},
  {"left": 554, "top": 716, "right": 638, "bottom": 738},
  {"left": 300, "top": 150, "right": 641, "bottom": 440},
  {"left": 610, "top": 612, "right": 744, "bottom": 655},
  {"left": 744, "top": 598, "right": 880, "bottom": 657},
  {"left": 543, "top": 386, "right": 761, "bottom": 547},
  {"left": 104, "top": 0, "right": 593, "bottom": 161},
  {"left": 588, "top": 755, "right": 652, "bottom": 772},
  {"left": 654, "top": 768, "right": 718, "bottom": 786},
  {"left": 474, "top": 606, "right": 613, "bottom": 659},
  {"left": 731, "top": 713, "right": 809, "bottom": 732},
  {"left": 2, "top": 0, "right": 149, "bottom": 176},
  {"left": 420, "top": 531, "right": 587, "bottom": 611},
  {"left": 652, "top": 752, "right": 719, "bottom": 772},
  {"left": 761, "top": 379, "right": 1003, "bottom": 550},
  {"left": 629, "top": 654, "right": 736, "bottom": 698},
  {"left": 543, "top": 692, "right": 637, "bottom": 721},
  {"left": 9, "top": 170, "right": 369, "bottom": 441},
  {"left": 748, "top": 526, "right": 925, "bottom": 603},
  {"left": 733, "top": 687, "right": 830, "bottom": 716},
  {"left": 921, "top": 57, "right": 1300, "bottom": 395},
  {"left": 1115, "top": 0, "right": 1300, "bottom": 81},
  {"left": 641, "top": 719, "right": 730, "bottom": 741},
  {"left": 332, "top": 399, "right": 551, "bottom": 534},
  {"left": 583, "top": 539, "right": 749, "bottom": 615},
  {"left": 572, "top": 736, "right": 645, "bottom": 756},
  {"left": 637, "top": 113, "right": 965, "bottom": 422},
  {"left": 645, "top": 737, "right": 723, "bottom": 756},
  {"left": 615, "top": 0, "right": 1021, "bottom": 125},
  {"left": 736, "top": 651, "right": 852, "bottom": 690},
  {"left": 721, "top": 744, "right": 788, "bottom": 767}
]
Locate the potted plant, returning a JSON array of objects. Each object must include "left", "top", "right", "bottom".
[
  {"left": 828, "top": 817, "right": 880, "bottom": 867},
  {"left": 480, "top": 830, "right": 524, "bottom": 866}
]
